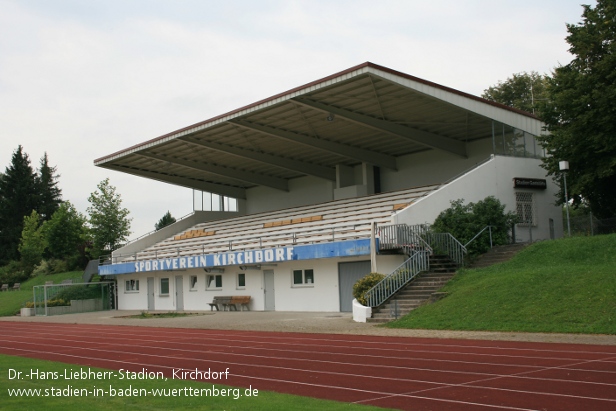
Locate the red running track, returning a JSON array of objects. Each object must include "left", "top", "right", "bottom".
[{"left": 0, "top": 322, "right": 615, "bottom": 410}]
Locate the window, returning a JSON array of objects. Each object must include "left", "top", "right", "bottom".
[
  {"left": 160, "top": 278, "right": 170, "bottom": 295},
  {"left": 189, "top": 275, "right": 198, "bottom": 291},
  {"left": 292, "top": 269, "right": 314, "bottom": 286},
  {"left": 206, "top": 275, "right": 222, "bottom": 290},
  {"left": 516, "top": 192, "right": 535, "bottom": 226},
  {"left": 237, "top": 273, "right": 246, "bottom": 289},
  {"left": 125, "top": 279, "right": 139, "bottom": 292},
  {"left": 193, "top": 190, "right": 238, "bottom": 212}
]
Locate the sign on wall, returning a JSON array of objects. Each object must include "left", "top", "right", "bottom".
[{"left": 513, "top": 177, "right": 547, "bottom": 190}]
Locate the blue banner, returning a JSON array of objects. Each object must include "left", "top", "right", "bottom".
[{"left": 99, "top": 239, "right": 372, "bottom": 276}]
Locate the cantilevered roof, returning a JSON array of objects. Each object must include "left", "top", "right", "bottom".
[{"left": 94, "top": 62, "right": 543, "bottom": 199}]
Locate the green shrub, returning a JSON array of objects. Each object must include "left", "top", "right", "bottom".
[
  {"left": 353, "top": 273, "right": 386, "bottom": 306},
  {"left": 0, "top": 260, "right": 27, "bottom": 285},
  {"left": 32, "top": 260, "right": 51, "bottom": 277},
  {"left": 432, "top": 196, "right": 518, "bottom": 256},
  {"left": 55, "top": 285, "right": 101, "bottom": 301},
  {"left": 49, "top": 259, "right": 68, "bottom": 274}
]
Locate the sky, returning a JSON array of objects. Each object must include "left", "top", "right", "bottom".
[{"left": 0, "top": 0, "right": 594, "bottom": 238}]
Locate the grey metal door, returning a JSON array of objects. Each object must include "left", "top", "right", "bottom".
[
  {"left": 338, "top": 261, "right": 371, "bottom": 312},
  {"left": 175, "top": 275, "right": 184, "bottom": 311},
  {"left": 263, "top": 270, "right": 275, "bottom": 311},
  {"left": 147, "top": 277, "right": 155, "bottom": 311}
]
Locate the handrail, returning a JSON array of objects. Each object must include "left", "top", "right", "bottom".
[
  {"left": 424, "top": 232, "right": 467, "bottom": 266},
  {"left": 365, "top": 251, "right": 430, "bottom": 307},
  {"left": 464, "top": 225, "right": 495, "bottom": 248}
]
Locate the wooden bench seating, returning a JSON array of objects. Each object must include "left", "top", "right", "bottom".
[
  {"left": 208, "top": 296, "right": 251, "bottom": 311},
  {"left": 116, "top": 184, "right": 442, "bottom": 263},
  {"left": 1, "top": 284, "right": 8, "bottom": 292},
  {"left": 12, "top": 283, "right": 20, "bottom": 291}
]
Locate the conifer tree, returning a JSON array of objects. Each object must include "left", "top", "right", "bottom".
[
  {"left": 0, "top": 146, "right": 39, "bottom": 264},
  {"left": 37, "top": 152, "right": 62, "bottom": 221}
]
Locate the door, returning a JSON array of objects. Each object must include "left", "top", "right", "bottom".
[
  {"left": 175, "top": 275, "right": 184, "bottom": 311},
  {"left": 147, "top": 277, "right": 155, "bottom": 311},
  {"left": 338, "top": 261, "right": 371, "bottom": 312},
  {"left": 263, "top": 270, "right": 275, "bottom": 311}
]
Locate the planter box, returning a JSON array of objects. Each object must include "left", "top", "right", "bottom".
[
  {"left": 352, "top": 298, "right": 372, "bottom": 323},
  {"left": 20, "top": 307, "right": 35, "bottom": 317}
]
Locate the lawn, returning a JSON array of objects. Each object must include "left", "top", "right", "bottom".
[
  {"left": 0, "top": 354, "right": 391, "bottom": 411},
  {"left": 387, "top": 234, "right": 616, "bottom": 334},
  {"left": 0, "top": 271, "right": 83, "bottom": 316}
]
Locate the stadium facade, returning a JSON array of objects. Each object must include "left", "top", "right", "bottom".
[{"left": 95, "top": 62, "right": 562, "bottom": 312}]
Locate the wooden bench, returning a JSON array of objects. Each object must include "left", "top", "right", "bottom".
[
  {"left": 231, "top": 296, "right": 251, "bottom": 311},
  {"left": 208, "top": 296, "right": 251, "bottom": 311},
  {"left": 1, "top": 284, "right": 8, "bottom": 292},
  {"left": 12, "top": 283, "right": 20, "bottom": 291}
]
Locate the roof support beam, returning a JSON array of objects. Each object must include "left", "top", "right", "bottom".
[
  {"left": 180, "top": 137, "right": 337, "bottom": 181},
  {"left": 139, "top": 152, "right": 289, "bottom": 191},
  {"left": 293, "top": 97, "right": 467, "bottom": 158},
  {"left": 229, "top": 119, "right": 397, "bottom": 170},
  {"left": 100, "top": 164, "right": 247, "bottom": 198}
]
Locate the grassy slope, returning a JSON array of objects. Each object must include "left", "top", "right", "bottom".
[
  {"left": 387, "top": 234, "right": 616, "bottom": 334},
  {"left": 0, "top": 271, "right": 83, "bottom": 316}
]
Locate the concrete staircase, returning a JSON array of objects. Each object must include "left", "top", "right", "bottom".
[
  {"left": 468, "top": 243, "right": 527, "bottom": 268},
  {"left": 368, "top": 255, "right": 457, "bottom": 323}
]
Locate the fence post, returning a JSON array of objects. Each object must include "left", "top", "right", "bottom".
[{"left": 590, "top": 212, "right": 594, "bottom": 236}]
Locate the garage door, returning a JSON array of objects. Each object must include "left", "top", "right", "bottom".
[{"left": 338, "top": 260, "right": 371, "bottom": 312}]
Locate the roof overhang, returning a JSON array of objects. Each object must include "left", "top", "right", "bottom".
[{"left": 95, "top": 62, "right": 543, "bottom": 197}]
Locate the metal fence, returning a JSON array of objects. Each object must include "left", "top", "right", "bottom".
[
  {"left": 568, "top": 215, "right": 616, "bottom": 236},
  {"left": 32, "top": 282, "right": 114, "bottom": 316}
]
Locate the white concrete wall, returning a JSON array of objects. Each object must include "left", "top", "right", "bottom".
[
  {"left": 393, "top": 155, "right": 564, "bottom": 242},
  {"left": 380, "top": 139, "right": 493, "bottom": 191},
  {"left": 246, "top": 175, "right": 334, "bottom": 214},
  {"left": 116, "top": 254, "right": 406, "bottom": 312}
]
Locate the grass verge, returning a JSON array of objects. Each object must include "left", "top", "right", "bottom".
[
  {"left": 0, "top": 354, "right": 390, "bottom": 410},
  {"left": 0, "top": 271, "right": 83, "bottom": 316},
  {"left": 386, "top": 234, "right": 616, "bottom": 334}
]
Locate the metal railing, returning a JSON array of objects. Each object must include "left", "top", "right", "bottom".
[
  {"left": 464, "top": 225, "right": 495, "bottom": 249},
  {"left": 363, "top": 224, "right": 468, "bottom": 308},
  {"left": 99, "top": 222, "right": 371, "bottom": 265},
  {"left": 378, "top": 223, "right": 431, "bottom": 253},
  {"left": 424, "top": 232, "right": 467, "bottom": 266},
  {"left": 365, "top": 250, "right": 430, "bottom": 307}
]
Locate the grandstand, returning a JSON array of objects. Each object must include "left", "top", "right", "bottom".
[{"left": 95, "top": 62, "right": 563, "bottom": 313}]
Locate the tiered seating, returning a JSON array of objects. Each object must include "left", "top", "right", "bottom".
[{"left": 117, "top": 185, "right": 440, "bottom": 262}]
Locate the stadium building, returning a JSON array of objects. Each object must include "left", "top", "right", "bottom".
[{"left": 95, "top": 62, "right": 563, "bottom": 313}]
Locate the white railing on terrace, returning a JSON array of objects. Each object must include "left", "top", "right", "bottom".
[{"left": 100, "top": 222, "right": 370, "bottom": 265}]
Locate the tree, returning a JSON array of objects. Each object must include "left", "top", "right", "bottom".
[
  {"left": 44, "top": 201, "right": 90, "bottom": 269},
  {"left": 482, "top": 71, "right": 550, "bottom": 114},
  {"left": 18, "top": 210, "right": 47, "bottom": 275},
  {"left": 538, "top": 1, "right": 616, "bottom": 218},
  {"left": 155, "top": 210, "right": 177, "bottom": 231},
  {"left": 87, "top": 178, "right": 132, "bottom": 258},
  {"left": 432, "top": 197, "right": 518, "bottom": 256},
  {"left": 0, "top": 146, "right": 39, "bottom": 264},
  {"left": 37, "top": 152, "right": 62, "bottom": 221}
]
